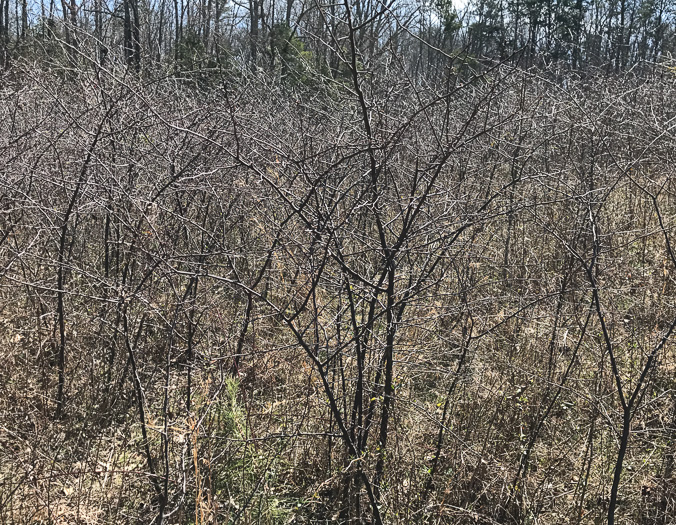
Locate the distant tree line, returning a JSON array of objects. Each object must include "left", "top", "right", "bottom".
[{"left": 0, "top": 0, "right": 674, "bottom": 77}]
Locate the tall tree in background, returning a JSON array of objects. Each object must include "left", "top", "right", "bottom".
[{"left": 124, "top": 0, "right": 141, "bottom": 69}]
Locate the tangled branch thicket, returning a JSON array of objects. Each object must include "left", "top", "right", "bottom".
[{"left": 1, "top": 61, "right": 676, "bottom": 524}]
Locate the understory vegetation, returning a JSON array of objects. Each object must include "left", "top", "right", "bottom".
[
  {"left": 2, "top": 0, "right": 676, "bottom": 520},
  {"left": 1, "top": 57, "right": 676, "bottom": 525}
]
